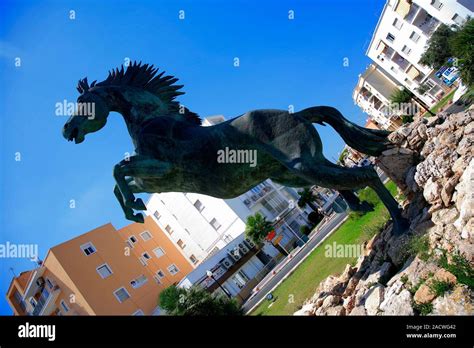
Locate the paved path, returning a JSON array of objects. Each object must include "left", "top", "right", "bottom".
[{"left": 242, "top": 211, "right": 348, "bottom": 313}]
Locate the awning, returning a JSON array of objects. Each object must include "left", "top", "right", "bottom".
[
  {"left": 376, "top": 40, "right": 386, "bottom": 54},
  {"left": 395, "top": 0, "right": 411, "bottom": 18},
  {"left": 406, "top": 65, "right": 420, "bottom": 80}
]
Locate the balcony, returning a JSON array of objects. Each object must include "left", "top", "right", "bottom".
[
  {"left": 377, "top": 44, "right": 396, "bottom": 63},
  {"left": 404, "top": 2, "right": 420, "bottom": 23},
  {"left": 30, "top": 285, "right": 61, "bottom": 316},
  {"left": 241, "top": 181, "right": 274, "bottom": 209},
  {"left": 22, "top": 268, "right": 46, "bottom": 300},
  {"left": 413, "top": 9, "right": 440, "bottom": 36},
  {"left": 392, "top": 52, "right": 410, "bottom": 71}
]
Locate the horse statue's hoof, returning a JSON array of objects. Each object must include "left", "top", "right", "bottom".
[
  {"left": 128, "top": 213, "right": 144, "bottom": 223},
  {"left": 392, "top": 218, "right": 410, "bottom": 236}
]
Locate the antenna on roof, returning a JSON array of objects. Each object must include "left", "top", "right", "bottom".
[{"left": 9, "top": 267, "right": 16, "bottom": 278}]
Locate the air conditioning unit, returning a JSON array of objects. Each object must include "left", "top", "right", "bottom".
[
  {"left": 244, "top": 238, "right": 256, "bottom": 249},
  {"left": 238, "top": 243, "right": 249, "bottom": 254},
  {"left": 220, "top": 257, "right": 234, "bottom": 269},
  {"left": 228, "top": 249, "right": 241, "bottom": 262}
]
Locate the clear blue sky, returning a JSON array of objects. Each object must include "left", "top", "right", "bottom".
[{"left": 0, "top": 0, "right": 385, "bottom": 314}]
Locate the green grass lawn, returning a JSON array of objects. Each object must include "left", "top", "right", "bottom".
[{"left": 250, "top": 182, "right": 398, "bottom": 316}]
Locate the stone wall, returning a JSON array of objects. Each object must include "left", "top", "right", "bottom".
[{"left": 294, "top": 107, "right": 473, "bottom": 316}]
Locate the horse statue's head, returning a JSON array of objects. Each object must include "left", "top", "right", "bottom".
[
  {"left": 63, "top": 62, "right": 201, "bottom": 144},
  {"left": 62, "top": 78, "right": 110, "bottom": 144}
]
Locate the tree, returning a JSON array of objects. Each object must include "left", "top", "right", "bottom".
[
  {"left": 245, "top": 212, "right": 288, "bottom": 256},
  {"left": 390, "top": 87, "right": 414, "bottom": 105},
  {"left": 391, "top": 87, "right": 433, "bottom": 116},
  {"left": 450, "top": 18, "right": 474, "bottom": 87},
  {"left": 158, "top": 285, "right": 243, "bottom": 316},
  {"left": 307, "top": 210, "right": 324, "bottom": 225},
  {"left": 159, "top": 285, "right": 187, "bottom": 313},
  {"left": 420, "top": 24, "right": 456, "bottom": 69},
  {"left": 297, "top": 188, "right": 318, "bottom": 211}
]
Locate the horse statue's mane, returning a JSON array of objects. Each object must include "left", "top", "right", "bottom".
[{"left": 77, "top": 61, "right": 201, "bottom": 125}]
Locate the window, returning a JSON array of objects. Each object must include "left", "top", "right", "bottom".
[
  {"left": 80, "top": 242, "right": 96, "bottom": 256},
  {"left": 129, "top": 235, "right": 137, "bottom": 244},
  {"left": 45, "top": 278, "right": 54, "bottom": 289},
  {"left": 153, "top": 247, "right": 165, "bottom": 258},
  {"left": 231, "top": 271, "right": 249, "bottom": 289},
  {"left": 114, "top": 287, "right": 130, "bottom": 303},
  {"left": 210, "top": 218, "right": 221, "bottom": 230},
  {"left": 165, "top": 225, "right": 173, "bottom": 235},
  {"left": 386, "top": 33, "right": 395, "bottom": 42},
  {"left": 167, "top": 264, "right": 180, "bottom": 275},
  {"left": 190, "top": 254, "right": 198, "bottom": 264},
  {"left": 402, "top": 45, "right": 412, "bottom": 55},
  {"left": 194, "top": 199, "right": 204, "bottom": 212},
  {"left": 431, "top": 0, "right": 443, "bottom": 10},
  {"left": 425, "top": 79, "right": 436, "bottom": 89},
  {"left": 409, "top": 31, "right": 420, "bottom": 43},
  {"left": 153, "top": 211, "right": 161, "bottom": 220},
  {"left": 140, "top": 231, "right": 152, "bottom": 241},
  {"left": 142, "top": 252, "right": 151, "bottom": 260},
  {"left": 29, "top": 297, "right": 37, "bottom": 308},
  {"left": 60, "top": 300, "right": 69, "bottom": 312},
  {"left": 452, "top": 14, "right": 464, "bottom": 26},
  {"left": 130, "top": 275, "right": 148, "bottom": 289},
  {"left": 97, "top": 264, "right": 113, "bottom": 279},
  {"left": 177, "top": 239, "right": 186, "bottom": 249},
  {"left": 156, "top": 270, "right": 165, "bottom": 278},
  {"left": 132, "top": 309, "right": 144, "bottom": 316},
  {"left": 392, "top": 18, "right": 402, "bottom": 30}
]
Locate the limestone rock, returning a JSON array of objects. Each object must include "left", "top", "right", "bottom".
[
  {"left": 363, "top": 284, "right": 385, "bottom": 315},
  {"left": 379, "top": 289, "right": 414, "bottom": 315},
  {"left": 431, "top": 285, "right": 474, "bottom": 315}
]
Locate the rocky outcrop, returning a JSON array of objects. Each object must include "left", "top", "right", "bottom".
[{"left": 294, "top": 107, "right": 474, "bottom": 316}]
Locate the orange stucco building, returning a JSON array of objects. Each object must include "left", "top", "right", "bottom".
[{"left": 6, "top": 216, "right": 193, "bottom": 315}]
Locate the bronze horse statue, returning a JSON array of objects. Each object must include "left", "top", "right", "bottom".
[{"left": 63, "top": 62, "right": 408, "bottom": 234}]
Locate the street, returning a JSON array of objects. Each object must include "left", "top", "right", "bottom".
[{"left": 242, "top": 211, "right": 348, "bottom": 313}]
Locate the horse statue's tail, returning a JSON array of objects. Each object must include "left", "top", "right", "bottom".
[{"left": 297, "top": 106, "right": 392, "bottom": 157}]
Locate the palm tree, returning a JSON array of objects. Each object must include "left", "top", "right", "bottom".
[
  {"left": 297, "top": 188, "right": 318, "bottom": 211},
  {"left": 245, "top": 212, "right": 288, "bottom": 256},
  {"left": 390, "top": 87, "right": 434, "bottom": 116}
]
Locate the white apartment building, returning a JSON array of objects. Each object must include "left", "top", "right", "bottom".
[
  {"left": 177, "top": 233, "right": 270, "bottom": 303},
  {"left": 367, "top": 0, "right": 473, "bottom": 107},
  {"left": 145, "top": 116, "right": 311, "bottom": 266},
  {"left": 353, "top": 64, "right": 404, "bottom": 130}
]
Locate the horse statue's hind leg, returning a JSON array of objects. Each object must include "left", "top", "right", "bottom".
[
  {"left": 294, "top": 106, "right": 408, "bottom": 234},
  {"left": 297, "top": 106, "right": 392, "bottom": 156},
  {"left": 338, "top": 190, "right": 374, "bottom": 213},
  {"left": 288, "top": 158, "right": 408, "bottom": 235}
]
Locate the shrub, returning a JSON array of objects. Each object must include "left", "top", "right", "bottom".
[
  {"left": 438, "top": 251, "right": 474, "bottom": 290},
  {"left": 413, "top": 301, "right": 433, "bottom": 316},
  {"left": 429, "top": 279, "right": 454, "bottom": 297},
  {"left": 408, "top": 234, "right": 431, "bottom": 261}
]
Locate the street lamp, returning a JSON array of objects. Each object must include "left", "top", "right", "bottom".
[{"left": 206, "top": 270, "right": 231, "bottom": 299}]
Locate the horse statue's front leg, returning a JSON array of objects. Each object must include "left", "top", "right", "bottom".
[{"left": 113, "top": 155, "right": 172, "bottom": 223}]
